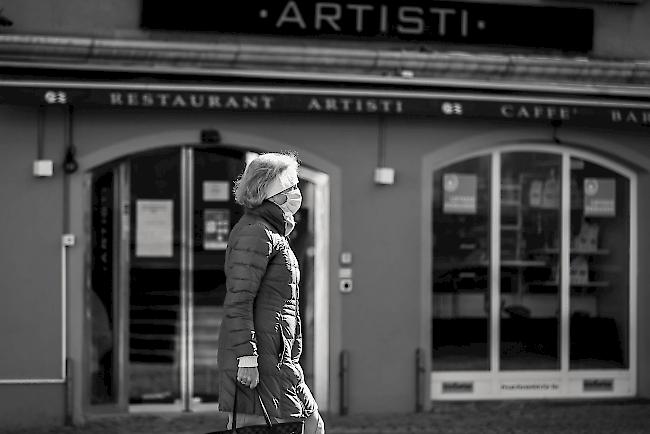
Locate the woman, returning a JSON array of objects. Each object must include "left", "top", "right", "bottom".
[{"left": 217, "top": 152, "right": 325, "bottom": 434}]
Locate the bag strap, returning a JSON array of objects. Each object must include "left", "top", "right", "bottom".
[{"left": 232, "top": 383, "right": 274, "bottom": 431}]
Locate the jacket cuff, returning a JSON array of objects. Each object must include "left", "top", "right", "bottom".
[{"left": 237, "top": 355, "right": 258, "bottom": 368}]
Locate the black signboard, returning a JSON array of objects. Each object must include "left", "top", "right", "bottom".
[
  {"left": 1, "top": 84, "right": 649, "bottom": 130},
  {"left": 140, "top": 0, "right": 593, "bottom": 52}
]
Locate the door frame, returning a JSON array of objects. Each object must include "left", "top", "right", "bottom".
[{"left": 424, "top": 143, "right": 637, "bottom": 400}]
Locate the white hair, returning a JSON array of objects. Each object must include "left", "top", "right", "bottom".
[{"left": 233, "top": 152, "right": 299, "bottom": 208}]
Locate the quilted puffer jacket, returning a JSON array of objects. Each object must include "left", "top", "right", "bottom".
[{"left": 217, "top": 201, "right": 317, "bottom": 419}]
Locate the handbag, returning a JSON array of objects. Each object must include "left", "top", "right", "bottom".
[{"left": 205, "top": 384, "right": 304, "bottom": 434}]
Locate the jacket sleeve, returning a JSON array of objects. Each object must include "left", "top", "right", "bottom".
[{"left": 224, "top": 224, "right": 273, "bottom": 358}]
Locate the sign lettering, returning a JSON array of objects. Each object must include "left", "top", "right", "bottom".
[
  {"left": 109, "top": 92, "right": 275, "bottom": 110},
  {"left": 501, "top": 382, "right": 561, "bottom": 392},
  {"left": 141, "top": 0, "right": 593, "bottom": 51},
  {"left": 500, "top": 104, "right": 576, "bottom": 121},
  {"left": 2, "top": 85, "right": 650, "bottom": 131},
  {"left": 611, "top": 109, "right": 650, "bottom": 125}
]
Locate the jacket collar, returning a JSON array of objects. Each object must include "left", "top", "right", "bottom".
[{"left": 245, "top": 200, "right": 285, "bottom": 234}]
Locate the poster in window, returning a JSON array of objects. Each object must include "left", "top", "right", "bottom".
[
  {"left": 443, "top": 173, "right": 477, "bottom": 214},
  {"left": 584, "top": 178, "right": 615, "bottom": 217},
  {"left": 204, "top": 209, "right": 230, "bottom": 250},
  {"left": 203, "top": 180, "right": 230, "bottom": 202},
  {"left": 136, "top": 200, "right": 173, "bottom": 257}
]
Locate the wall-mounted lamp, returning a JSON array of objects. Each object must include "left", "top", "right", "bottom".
[
  {"left": 33, "top": 160, "right": 53, "bottom": 177},
  {"left": 374, "top": 167, "right": 395, "bottom": 185},
  {"left": 0, "top": 9, "right": 13, "bottom": 26},
  {"left": 63, "top": 106, "right": 79, "bottom": 174},
  {"left": 551, "top": 119, "right": 562, "bottom": 144},
  {"left": 33, "top": 106, "right": 54, "bottom": 178},
  {"left": 201, "top": 128, "right": 221, "bottom": 144},
  {"left": 374, "top": 115, "right": 395, "bottom": 185}
]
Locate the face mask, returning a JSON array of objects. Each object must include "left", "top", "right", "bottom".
[
  {"left": 277, "top": 189, "right": 301, "bottom": 236},
  {"left": 280, "top": 189, "right": 302, "bottom": 215}
]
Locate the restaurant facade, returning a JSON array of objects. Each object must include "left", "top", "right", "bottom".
[{"left": 1, "top": 0, "right": 650, "bottom": 429}]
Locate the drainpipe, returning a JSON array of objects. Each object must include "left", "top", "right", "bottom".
[
  {"left": 415, "top": 348, "right": 425, "bottom": 412},
  {"left": 339, "top": 350, "right": 349, "bottom": 416}
]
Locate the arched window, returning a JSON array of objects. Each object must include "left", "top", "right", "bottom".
[{"left": 431, "top": 146, "right": 635, "bottom": 399}]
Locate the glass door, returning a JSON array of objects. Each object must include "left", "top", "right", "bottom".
[
  {"left": 89, "top": 146, "right": 326, "bottom": 412},
  {"left": 128, "top": 148, "right": 186, "bottom": 409},
  {"left": 189, "top": 148, "right": 246, "bottom": 408}
]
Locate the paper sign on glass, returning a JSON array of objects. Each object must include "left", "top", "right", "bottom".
[
  {"left": 443, "top": 173, "right": 477, "bottom": 214},
  {"left": 136, "top": 200, "right": 173, "bottom": 257},
  {"left": 584, "top": 178, "right": 616, "bottom": 217},
  {"left": 204, "top": 209, "right": 230, "bottom": 250},
  {"left": 203, "top": 181, "right": 230, "bottom": 201}
]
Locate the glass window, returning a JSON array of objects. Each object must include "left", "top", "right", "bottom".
[
  {"left": 90, "top": 168, "right": 117, "bottom": 404},
  {"left": 569, "top": 158, "right": 629, "bottom": 369},
  {"left": 432, "top": 156, "right": 491, "bottom": 371},
  {"left": 499, "top": 152, "right": 561, "bottom": 371},
  {"left": 431, "top": 148, "right": 633, "bottom": 397}
]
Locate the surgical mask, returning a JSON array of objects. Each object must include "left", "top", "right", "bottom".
[
  {"left": 279, "top": 188, "right": 302, "bottom": 215},
  {"left": 278, "top": 189, "right": 301, "bottom": 235}
]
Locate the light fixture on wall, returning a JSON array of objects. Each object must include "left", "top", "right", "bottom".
[
  {"left": 551, "top": 119, "right": 562, "bottom": 144},
  {"left": 374, "top": 115, "right": 395, "bottom": 185},
  {"left": 63, "top": 106, "right": 79, "bottom": 174},
  {"left": 201, "top": 128, "right": 221, "bottom": 144},
  {"left": 33, "top": 106, "right": 54, "bottom": 178},
  {"left": 0, "top": 9, "right": 13, "bottom": 27}
]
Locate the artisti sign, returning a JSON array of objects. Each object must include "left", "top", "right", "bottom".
[
  {"left": 2, "top": 84, "right": 650, "bottom": 130},
  {"left": 141, "top": 0, "right": 593, "bottom": 51}
]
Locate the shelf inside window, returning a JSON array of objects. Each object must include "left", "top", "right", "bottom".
[
  {"left": 528, "top": 281, "right": 610, "bottom": 288},
  {"left": 530, "top": 249, "right": 610, "bottom": 255}
]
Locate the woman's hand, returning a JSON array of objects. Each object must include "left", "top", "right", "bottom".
[{"left": 237, "top": 366, "right": 259, "bottom": 389}]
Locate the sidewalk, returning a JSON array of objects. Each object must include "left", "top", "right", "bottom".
[{"left": 3, "top": 399, "right": 650, "bottom": 434}]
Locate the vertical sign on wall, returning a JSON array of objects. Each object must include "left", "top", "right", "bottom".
[
  {"left": 443, "top": 173, "right": 477, "bottom": 214},
  {"left": 584, "top": 178, "right": 616, "bottom": 217}
]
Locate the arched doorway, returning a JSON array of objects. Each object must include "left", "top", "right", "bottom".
[
  {"left": 430, "top": 145, "right": 636, "bottom": 399},
  {"left": 86, "top": 145, "right": 329, "bottom": 412}
]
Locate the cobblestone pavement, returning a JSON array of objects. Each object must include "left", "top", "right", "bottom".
[{"left": 3, "top": 399, "right": 650, "bottom": 434}]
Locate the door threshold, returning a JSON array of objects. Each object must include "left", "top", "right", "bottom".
[
  {"left": 129, "top": 403, "right": 184, "bottom": 413},
  {"left": 129, "top": 402, "right": 219, "bottom": 413}
]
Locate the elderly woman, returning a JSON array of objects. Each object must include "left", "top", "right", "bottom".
[{"left": 217, "top": 152, "right": 325, "bottom": 433}]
